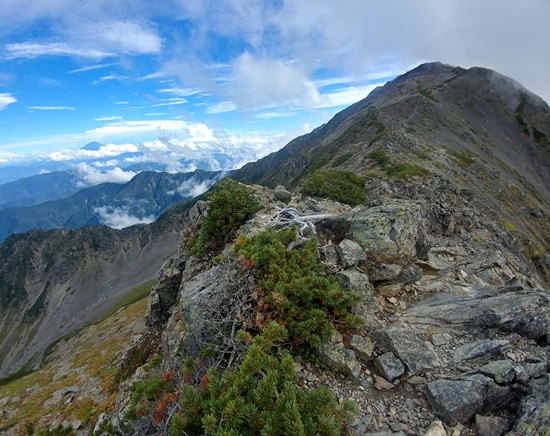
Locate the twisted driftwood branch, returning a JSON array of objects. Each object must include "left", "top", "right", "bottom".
[{"left": 268, "top": 207, "right": 332, "bottom": 235}]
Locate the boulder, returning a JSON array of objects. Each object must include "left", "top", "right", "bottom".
[
  {"left": 344, "top": 200, "right": 426, "bottom": 266},
  {"left": 145, "top": 256, "right": 185, "bottom": 326},
  {"left": 371, "top": 324, "right": 441, "bottom": 374},
  {"left": 453, "top": 339, "right": 509, "bottom": 363},
  {"left": 395, "top": 263, "right": 423, "bottom": 285},
  {"left": 514, "top": 377, "right": 550, "bottom": 436},
  {"left": 349, "top": 334, "right": 375, "bottom": 362},
  {"left": 336, "top": 239, "right": 367, "bottom": 269},
  {"left": 474, "top": 414, "right": 510, "bottom": 436},
  {"left": 273, "top": 185, "right": 292, "bottom": 203},
  {"left": 374, "top": 352, "right": 405, "bottom": 381},
  {"left": 402, "top": 284, "right": 550, "bottom": 343},
  {"left": 366, "top": 263, "right": 402, "bottom": 282},
  {"left": 335, "top": 269, "right": 379, "bottom": 318},
  {"left": 317, "top": 341, "right": 361, "bottom": 378}
]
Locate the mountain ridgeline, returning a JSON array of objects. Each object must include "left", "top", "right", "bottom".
[
  {"left": 1, "top": 62, "right": 550, "bottom": 435},
  {"left": 0, "top": 169, "right": 224, "bottom": 243}
]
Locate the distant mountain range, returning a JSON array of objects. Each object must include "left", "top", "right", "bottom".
[{"left": 0, "top": 169, "right": 224, "bottom": 242}]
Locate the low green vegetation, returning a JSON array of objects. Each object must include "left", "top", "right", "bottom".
[
  {"left": 331, "top": 152, "right": 353, "bottom": 168},
  {"left": 386, "top": 163, "right": 431, "bottom": 179},
  {"left": 187, "top": 178, "right": 262, "bottom": 257},
  {"left": 447, "top": 149, "right": 475, "bottom": 165},
  {"left": 170, "top": 323, "right": 357, "bottom": 436},
  {"left": 419, "top": 88, "right": 438, "bottom": 102},
  {"left": 366, "top": 150, "right": 431, "bottom": 180},
  {"left": 235, "top": 227, "right": 363, "bottom": 347},
  {"left": 301, "top": 169, "right": 366, "bottom": 206}
]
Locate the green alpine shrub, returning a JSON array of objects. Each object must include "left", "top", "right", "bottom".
[
  {"left": 188, "top": 178, "right": 262, "bottom": 256},
  {"left": 235, "top": 227, "right": 363, "bottom": 347},
  {"left": 301, "top": 169, "right": 366, "bottom": 206}
]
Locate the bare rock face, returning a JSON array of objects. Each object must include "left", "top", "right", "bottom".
[{"left": 145, "top": 256, "right": 186, "bottom": 327}]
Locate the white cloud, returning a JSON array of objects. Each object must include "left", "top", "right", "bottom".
[
  {"left": 0, "top": 93, "right": 17, "bottom": 110},
  {"left": 48, "top": 143, "right": 139, "bottom": 161},
  {"left": 207, "top": 101, "right": 236, "bottom": 114},
  {"left": 317, "top": 84, "right": 380, "bottom": 108},
  {"left": 151, "top": 98, "right": 187, "bottom": 107},
  {"left": 230, "top": 52, "right": 327, "bottom": 110},
  {"left": 157, "top": 87, "right": 200, "bottom": 97},
  {"left": 94, "top": 116, "right": 123, "bottom": 121},
  {"left": 84, "top": 120, "right": 216, "bottom": 141},
  {"left": 29, "top": 106, "right": 75, "bottom": 110},
  {"left": 91, "top": 73, "right": 128, "bottom": 85},
  {"left": 175, "top": 175, "right": 223, "bottom": 198},
  {"left": 6, "top": 42, "right": 112, "bottom": 59},
  {"left": 89, "top": 21, "right": 162, "bottom": 55},
  {"left": 115, "top": 101, "right": 128, "bottom": 105},
  {"left": 94, "top": 206, "right": 155, "bottom": 229},
  {"left": 67, "top": 63, "right": 115, "bottom": 74},
  {"left": 73, "top": 162, "right": 136, "bottom": 186}
]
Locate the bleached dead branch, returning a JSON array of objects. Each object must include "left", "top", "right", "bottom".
[{"left": 268, "top": 207, "right": 332, "bottom": 235}]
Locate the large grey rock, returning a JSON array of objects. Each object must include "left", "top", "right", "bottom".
[
  {"left": 317, "top": 341, "right": 361, "bottom": 378},
  {"left": 374, "top": 352, "right": 405, "bottom": 381},
  {"left": 344, "top": 200, "right": 426, "bottom": 266},
  {"left": 337, "top": 239, "right": 367, "bottom": 269},
  {"left": 514, "top": 377, "right": 550, "bottom": 436},
  {"left": 146, "top": 256, "right": 185, "bottom": 326},
  {"left": 426, "top": 378, "right": 487, "bottom": 425},
  {"left": 371, "top": 324, "right": 441, "bottom": 374},
  {"left": 453, "top": 339, "right": 509, "bottom": 363},
  {"left": 475, "top": 414, "right": 510, "bottom": 436},
  {"left": 395, "top": 263, "right": 423, "bottom": 285},
  {"left": 335, "top": 269, "right": 379, "bottom": 318},
  {"left": 349, "top": 334, "right": 375, "bottom": 362},
  {"left": 366, "top": 263, "right": 402, "bottom": 282},
  {"left": 179, "top": 267, "right": 234, "bottom": 353},
  {"left": 475, "top": 360, "right": 516, "bottom": 385},
  {"left": 273, "top": 185, "right": 292, "bottom": 203},
  {"left": 403, "top": 284, "right": 550, "bottom": 343}
]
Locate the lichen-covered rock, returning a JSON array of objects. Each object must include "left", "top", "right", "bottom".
[
  {"left": 514, "top": 376, "right": 550, "bottom": 436},
  {"left": 403, "top": 284, "right": 550, "bottom": 343},
  {"left": 344, "top": 200, "right": 427, "bottom": 266},
  {"left": 371, "top": 324, "right": 441, "bottom": 374},
  {"left": 337, "top": 238, "right": 367, "bottom": 269},
  {"left": 395, "top": 263, "right": 423, "bottom": 284},
  {"left": 366, "top": 263, "right": 402, "bottom": 282},
  {"left": 273, "top": 185, "right": 292, "bottom": 203},
  {"left": 349, "top": 334, "right": 375, "bottom": 362},
  {"left": 374, "top": 352, "right": 405, "bottom": 381},
  {"left": 335, "top": 269, "right": 379, "bottom": 319},
  {"left": 317, "top": 341, "right": 362, "bottom": 378}
]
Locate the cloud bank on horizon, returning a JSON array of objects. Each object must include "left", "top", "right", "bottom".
[{"left": 0, "top": 0, "right": 548, "bottom": 177}]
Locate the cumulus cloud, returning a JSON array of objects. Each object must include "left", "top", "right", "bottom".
[
  {"left": 84, "top": 120, "right": 216, "bottom": 141},
  {"left": 174, "top": 173, "right": 225, "bottom": 198},
  {"left": 94, "top": 205, "right": 155, "bottom": 229},
  {"left": 48, "top": 142, "right": 139, "bottom": 161},
  {"left": 73, "top": 162, "right": 137, "bottom": 186},
  {"left": 0, "top": 93, "right": 17, "bottom": 110},
  {"left": 230, "top": 53, "right": 327, "bottom": 110}
]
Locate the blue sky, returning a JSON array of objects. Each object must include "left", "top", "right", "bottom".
[{"left": 0, "top": 0, "right": 549, "bottom": 174}]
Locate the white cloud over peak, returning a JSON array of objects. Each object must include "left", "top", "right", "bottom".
[
  {"left": 94, "top": 205, "right": 155, "bottom": 229},
  {"left": 0, "top": 93, "right": 17, "bottom": 110},
  {"left": 73, "top": 162, "right": 136, "bottom": 186}
]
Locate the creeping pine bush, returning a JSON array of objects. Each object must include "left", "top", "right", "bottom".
[
  {"left": 301, "top": 169, "right": 366, "bottom": 206},
  {"left": 235, "top": 227, "right": 363, "bottom": 347},
  {"left": 169, "top": 323, "right": 358, "bottom": 436},
  {"left": 188, "top": 178, "right": 262, "bottom": 257}
]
